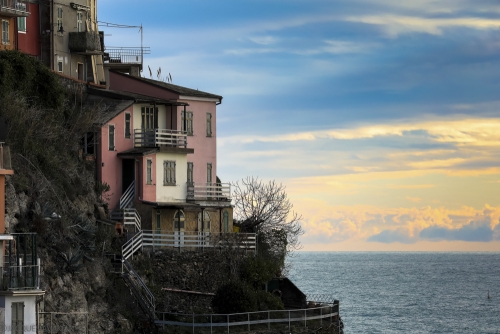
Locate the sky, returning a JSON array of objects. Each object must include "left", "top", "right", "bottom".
[{"left": 99, "top": 0, "right": 500, "bottom": 251}]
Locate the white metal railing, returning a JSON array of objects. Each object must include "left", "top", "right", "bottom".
[
  {"left": 0, "top": 0, "right": 29, "bottom": 15},
  {"left": 134, "top": 129, "right": 187, "bottom": 148},
  {"left": 156, "top": 304, "right": 340, "bottom": 331},
  {"left": 187, "top": 183, "right": 231, "bottom": 201},
  {"left": 142, "top": 231, "right": 256, "bottom": 252},
  {"left": 122, "top": 259, "right": 155, "bottom": 316},
  {"left": 120, "top": 182, "right": 135, "bottom": 209},
  {"left": 111, "top": 208, "right": 141, "bottom": 232},
  {"left": 121, "top": 230, "right": 143, "bottom": 262},
  {"left": 0, "top": 264, "right": 40, "bottom": 290}
]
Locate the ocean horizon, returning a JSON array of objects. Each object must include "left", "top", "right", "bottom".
[{"left": 288, "top": 252, "right": 500, "bottom": 333}]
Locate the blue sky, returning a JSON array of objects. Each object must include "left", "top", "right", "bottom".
[{"left": 99, "top": 0, "right": 500, "bottom": 251}]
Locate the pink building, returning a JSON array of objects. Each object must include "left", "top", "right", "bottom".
[{"left": 88, "top": 76, "right": 233, "bottom": 237}]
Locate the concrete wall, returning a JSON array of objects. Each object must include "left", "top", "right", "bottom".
[
  {"left": 155, "top": 152, "right": 187, "bottom": 203},
  {"left": 1, "top": 295, "right": 38, "bottom": 334}
]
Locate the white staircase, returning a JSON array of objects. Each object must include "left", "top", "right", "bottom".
[{"left": 111, "top": 182, "right": 141, "bottom": 233}]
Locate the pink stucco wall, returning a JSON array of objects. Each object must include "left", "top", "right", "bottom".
[
  {"left": 140, "top": 154, "right": 156, "bottom": 203},
  {"left": 97, "top": 106, "right": 135, "bottom": 209},
  {"left": 178, "top": 101, "right": 217, "bottom": 185}
]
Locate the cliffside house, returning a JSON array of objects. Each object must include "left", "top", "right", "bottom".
[
  {"left": 88, "top": 79, "right": 233, "bottom": 246},
  {"left": 0, "top": 0, "right": 30, "bottom": 52}
]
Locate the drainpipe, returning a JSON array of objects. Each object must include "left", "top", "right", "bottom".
[{"left": 183, "top": 105, "right": 187, "bottom": 133}]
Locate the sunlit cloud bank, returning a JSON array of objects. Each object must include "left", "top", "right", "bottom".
[{"left": 295, "top": 202, "right": 500, "bottom": 251}]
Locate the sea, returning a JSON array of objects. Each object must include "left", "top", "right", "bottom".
[{"left": 288, "top": 252, "right": 500, "bottom": 333}]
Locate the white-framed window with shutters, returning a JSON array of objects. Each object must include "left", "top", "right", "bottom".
[
  {"left": 57, "top": 6, "right": 63, "bottom": 31},
  {"left": 124, "top": 113, "right": 131, "bottom": 138},
  {"left": 146, "top": 159, "right": 152, "bottom": 185},
  {"left": 2, "top": 20, "right": 9, "bottom": 44},
  {"left": 182, "top": 111, "right": 193, "bottom": 135},
  {"left": 17, "top": 3, "right": 26, "bottom": 33},
  {"left": 187, "top": 162, "right": 193, "bottom": 185},
  {"left": 206, "top": 112, "right": 212, "bottom": 136},
  {"left": 77, "top": 11, "right": 84, "bottom": 32},
  {"left": 11, "top": 302, "right": 24, "bottom": 334},
  {"left": 163, "top": 160, "right": 176, "bottom": 185}
]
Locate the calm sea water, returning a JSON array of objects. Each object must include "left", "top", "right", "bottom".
[{"left": 288, "top": 252, "right": 500, "bottom": 333}]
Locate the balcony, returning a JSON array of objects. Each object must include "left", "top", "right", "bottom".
[
  {"left": 0, "top": 143, "right": 12, "bottom": 170},
  {"left": 134, "top": 129, "right": 187, "bottom": 148},
  {"left": 103, "top": 47, "right": 151, "bottom": 65},
  {"left": 187, "top": 183, "right": 231, "bottom": 201},
  {"left": 0, "top": 265, "right": 40, "bottom": 290},
  {"left": 0, "top": 0, "right": 29, "bottom": 17},
  {"left": 68, "top": 31, "right": 102, "bottom": 55}
]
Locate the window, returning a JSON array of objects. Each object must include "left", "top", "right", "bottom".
[
  {"left": 182, "top": 111, "right": 193, "bottom": 135},
  {"left": 163, "top": 160, "right": 176, "bottom": 185},
  {"left": 17, "top": 15, "right": 26, "bottom": 33},
  {"left": 207, "top": 163, "right": 212, "bottom": 184},
  {"left": 187, "top": 162, "right": 193, "bottom": 185},
  {"left": 57, "top": 61, "right": 63, "bottom": 72},
  {"left": 174, "top": 210, "right": 185, "bottom": 229},
  {"left": 108, "top": 125, "right": 115, "bottom": 151},
  {"left": 223, "top": 210, "right": 229, "bottom": 233},
  {"left": 206, "top": 113, "right": 212, "bottom": 136},
  {"left": 156, "top": 210, "right": 161, "bottom": 233},
  {"left": 57, "top": 7, "right": 63, "bottom": 32},
  {"left": 141, "top": 107, "right": 158, "bottom": 130},
  {"left": 77, "top": 11, "right": 84, "bottom": 32},
  {"left": 146, "top": 159, "right": 152, "bottom": 185},
  {"left": 11, "top": 302, "right": 24, "bottom": 334},
  {"left": 1, "top": 20, "right": 9, "bottom": 44},
  {"left": 125, "top": 113, "right": 131, "bottom": 138}
]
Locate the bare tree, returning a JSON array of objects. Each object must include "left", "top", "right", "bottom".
[{"left": 232, "top": 177, "right": 303, "bottom": 254}]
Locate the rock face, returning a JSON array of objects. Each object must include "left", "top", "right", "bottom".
[{"left": 133, "top": 248, "right": 248, "bottom": 314}]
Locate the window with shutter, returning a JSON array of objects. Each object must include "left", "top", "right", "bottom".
[
  {"left": 11, "top": 302, "right": 24, "bottom": 334},
  {"left": 206, "top": 113, "right": 212, "bottom": 136},
  {"left": 187, "top": 162, "right": 193, "bottom": 185},
  {"left": 125, "top": 113, "right": 131, "bottom": 138},
  {"left": 146, "top": 159, "right": 152, "bottom": 184},
  {"left": 2, "top": 20, "right": 9, "bottom": 44},
  {"left": 141, "top": 107, "right": 158, "bottom": 130},
  {"left": 108, "top": 125, "right": 115, "bottom": 151},
  {"left": 163, "top": 161, "right": 176, "bottom": 185}
]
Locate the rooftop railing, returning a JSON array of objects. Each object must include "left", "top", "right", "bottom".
[{"left": 104, "top": 46, "right": 151, "bottom": 65}]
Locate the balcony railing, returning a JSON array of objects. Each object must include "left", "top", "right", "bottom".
[
  {"left": 187, "top": 183, "right": 231, "bottom": 201},
  {"left": 0, "top": 264, "right": 40, "bottom": 290},
  {"left": 103, "top": 46, "right": 151, "bottom": 65},
  {"left": 0, "top": 0, "right": 29, "bottom": 17},
  {"left": 142, "top": 231, "right": 256, "bottom": 252},
  {"left": 0, "top": 143, "right": 12, "bottom": 170},
  {"left": 134, "top": 129, "right": 187, "bottom": 148},
  {"left": 68, "top": 31, "right": 102, "bottom": 54}
]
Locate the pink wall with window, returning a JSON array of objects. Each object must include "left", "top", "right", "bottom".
[
  {"left": 141, "top": 154, "right": 156, "bottom": 203},
  {"left": 97, "top": 106, "right": 134, "bottom": 209}
]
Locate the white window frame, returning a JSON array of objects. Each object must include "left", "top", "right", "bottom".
[
  {"left": 206, "top": 112, "right": 212, "bottom": 137},
  {"left": 163, "top": 160, "right": 176, "bottom": 186},
  {"left": 146, "top": 159, "right": 152, "bottom": 185},
  {"left": 17, "top": 14, "right": 26, "bottom": 34},
  {"left": 124, "top": 113, "right": 131, "bottom": 139},
  {"left": 141, "top": 106, "right": 158, "bottom": 130},
  {"left": 57, "top": 6, "right": 63, "bottom": 32},
  {"left": 76, "top": 11, "right": 84, "bottom": 32},
  {"left": 108, "top": 124, "right": 115, "bottom": 151},
  {"left": 2, "top": 20, "right": 9, "bottom": 45}
]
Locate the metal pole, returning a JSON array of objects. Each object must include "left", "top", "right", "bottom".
[
  {"left": 289, "top": 310, "right": 291, "bottom": 331},
  {"left": 248, "top": 312, "right": 250, "bottom": 332},
  {"left": 321, "top": 306, "right": 322, "bottom": 326},
  {"left": 268, "top": 311, "right": 270, "bottom": 330},
  {"left": 51, "top": 313, "right": 53, "bottom": 334},
  {"left": 192, "top": 314, "right": 194, "bottom": 334},
  {"left": 210, "top": 314, "right": 212, "bottom": 334},
  {"left": 304, "top": 309, "right": 307, "bottom": 328},
  {"left": 227, "top": 315, "right": 229, "bottom": 333}
]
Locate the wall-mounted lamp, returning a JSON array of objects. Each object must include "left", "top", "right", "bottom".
[{"left": 57, "top": 25, "right": 64, "bottom": 34}]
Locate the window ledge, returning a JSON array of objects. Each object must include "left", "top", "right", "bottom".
[{"left": 163, "top": 183, "right": 176, "bottom": 186}]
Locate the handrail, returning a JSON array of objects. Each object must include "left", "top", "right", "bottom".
[
  {"left": 155, "top": 303, "right": 340, "bottom": 330},
  {"left": 0, "top": 264, "right": 40, "bottom": 290},
  {"left": 121, "top": 230, "right": 143, "bottom": 262},
  {"left": 122, "top": 259, "right": 155, "bottom": 312},
  {"left": 120, "top": 182, "right": 135, "bottom": 209},
  {"left": 134, "top": 129, "right": 187, "bottom": 148}
]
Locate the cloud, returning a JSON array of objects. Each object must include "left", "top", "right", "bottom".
[
  {"left": 420, "top": 221, "right": 496, "bottom": 242},
  {"left": 367, "top": 228, "right": 417, "bottom": 244},
  {"left": 345, "top": 15, "right": 500, "bottom": 37},
  {"left": 406, "top": 196, "right": 422, "bottom": 203}
]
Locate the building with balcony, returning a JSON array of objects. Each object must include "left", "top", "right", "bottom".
[
  {"left": 88, "top": 81, "right": 233, "bottom": 241},
  {"left": 0, "top": 0, "right": 30, "bottom": 51},
  {"left": 39, "top": 0, "right": 105, "bottom": 84}
]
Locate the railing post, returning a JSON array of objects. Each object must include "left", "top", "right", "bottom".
[
  {"left": 289, "top": 310, "right": 291, "bottom": 331},
  {"left": 192, "top": 313, "right": 194, "bottom": 334},
  {"left": 227, "top": 314, "right": 229, "bottom": 334},
  {"left": 304, "top": 309, "right": 307, "bottom": 328},
  {"left": 210, "top": 314, "right": 212, "bottom": 334},
  {"left": 268, "top": 311, "right": 270, "bottom": 330},
  {"left": 321, "top": 306, "right": 322, "bottom": 326},
  {"left": 248, "top": 312, "right": 250, "bottom": 332}
]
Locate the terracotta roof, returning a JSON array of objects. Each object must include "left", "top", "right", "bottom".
[{"left": 111, "top": 71, "right": 223, "bottom": 102}]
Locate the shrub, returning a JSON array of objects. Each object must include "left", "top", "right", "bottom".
[{"left": 212, "top": 281, "right": 257, "bottom": 314}]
